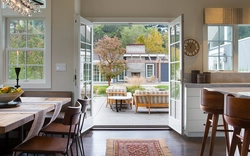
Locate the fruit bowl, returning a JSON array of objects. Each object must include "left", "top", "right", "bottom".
[{"left": 0, "top": 91, "right": 24, "bottom": 103}]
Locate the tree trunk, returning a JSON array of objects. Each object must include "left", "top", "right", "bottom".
[{"left": 108, "top": 76, "right": 111, "bottom": 86}]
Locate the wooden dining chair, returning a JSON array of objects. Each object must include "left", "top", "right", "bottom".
[
  {"left": 12, "top": 102, "right": 82, "bottom": 156},
  {"left": 39, "top": 98, "right": 88, "bottom": 156},
  {"left": 224, "top": 94, "right": 250, "bottom": 156}
]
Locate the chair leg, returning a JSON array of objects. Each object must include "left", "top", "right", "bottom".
[
  {"left": 228, "top": 127, "right": 241, "bottom": 156},
  {"left": 209, "top": 113, "right": 219, "bottom": 156},
  {"left": 241, "top": 128, "right": 250, "bottom": 156},
  {"left": 79, "top": 135, "right": 85, "bottom": 156},
  {"left": 200, "top": 113, "right": 212, "bottom": 156},
  {"left": 148, "top": 106, "right": 150, "bottom": 114},
  {"left": 222, "top": 115, "right": 230, "bottom": 154},
  {"left": 134, "top": 105, "right": 138, "bottom": 113}
]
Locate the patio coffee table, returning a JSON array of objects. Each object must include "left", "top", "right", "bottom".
[{"left": 108, "top": 92, "right": 132, "bottom": 112}]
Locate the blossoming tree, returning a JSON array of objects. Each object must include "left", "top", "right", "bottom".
[{"left": 94, "top": 35, "right": 128, "bottom": 86}]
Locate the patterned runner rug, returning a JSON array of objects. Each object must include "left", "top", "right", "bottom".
[{"left": 106, "top": 138, "right": 172, "bottom": 156}]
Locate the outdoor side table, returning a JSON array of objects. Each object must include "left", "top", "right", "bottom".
[{"left": 108, "top": 92, "right": 132, "bottom": 112}]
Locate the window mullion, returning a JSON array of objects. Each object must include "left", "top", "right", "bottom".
[{"left": 233, "top": 25, "right": 238, "bottom": 72}]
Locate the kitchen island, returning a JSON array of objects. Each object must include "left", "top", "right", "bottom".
[{"left": 184, "top": 83, "right": 250, "bottom": 137}]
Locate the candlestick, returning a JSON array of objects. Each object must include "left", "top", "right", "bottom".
[
  {"left": 15, "top": 67, "right": 21, "bottom": 88},
  {"left": 13, "top": 67, "right": 21, "bottom": 103}
]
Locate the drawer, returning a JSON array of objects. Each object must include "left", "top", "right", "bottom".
[
  {"left": 185, "top": 88, "right": 202, "bottom": 96},
  {"left": 186, "top": 97, "right": 200, "bottom": 108},
  {"left": 186, "top": 108, "right": 207, "bottom": 120}
]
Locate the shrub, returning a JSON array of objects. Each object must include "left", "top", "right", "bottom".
[
  {"left": 126, "top": 76, "right": 146, "bottom": 87},
  {"left": 155, "top": 85, "right": 169, "bottom": 91},
  {"left": 94, "top": 85, "right": 108, "bottom": 94},
  {"left": 126, "top": 86, "right": 145, "bottom": 94}
]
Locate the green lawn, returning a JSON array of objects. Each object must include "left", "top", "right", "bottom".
[{"left": 93, "top": 84, "right": 169, "bottom": 95}]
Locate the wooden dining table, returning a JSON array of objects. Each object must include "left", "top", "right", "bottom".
[{"left": 0, "top": 97, "right": 71, "bottom": 142}]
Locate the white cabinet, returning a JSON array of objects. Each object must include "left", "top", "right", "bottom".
[
  {"left": 184, "top": 87, "right": 207, "bottom": 137},
  {"left": 184, "top": 86, "right": 224, "bottom": 137}
]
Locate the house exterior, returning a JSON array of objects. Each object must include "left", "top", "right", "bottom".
[{"left": 93, "top": 44, "right": 169, "bottom": 83}]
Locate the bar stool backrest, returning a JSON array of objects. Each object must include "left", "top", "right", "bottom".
[
  {"left": 225, "top": 95, "right": 250, "bottom": 128},
  {"left": 200, "top": 89, "right": 225, "bottom": 114}
]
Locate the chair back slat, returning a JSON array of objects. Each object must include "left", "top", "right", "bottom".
[
  {"left": 62, "top": 101, "right": 81, "bottom": 125},
  {"left": 77, "top": 98, "right": 89, "bottom": 113}
]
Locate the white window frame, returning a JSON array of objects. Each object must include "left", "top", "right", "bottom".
[
  {"left": 0, "top": 1, "right": 51, "bottom": 89},
  {"left": 203, "top": 24, "right": 240, "bottom": 73},
  {"left": 146, "top": 64, "right": 154, "bottom": 78}
]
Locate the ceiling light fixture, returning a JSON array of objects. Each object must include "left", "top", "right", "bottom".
[{"left": 1, "top": 0, "right": 43, "bottom": 17}]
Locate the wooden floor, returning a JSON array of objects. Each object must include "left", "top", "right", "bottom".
[
  {"left": 2, "top": 128, "right": 226, "bottom": 156},
  {"left": 81, "top": 128, "right": 226, "bottom": 156}
]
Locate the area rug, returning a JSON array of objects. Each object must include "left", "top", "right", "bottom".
[{"left": 106, "top": 138, "right": 172, "bottom": 156}]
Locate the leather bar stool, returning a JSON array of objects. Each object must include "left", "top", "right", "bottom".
[
  {"left": 224, "top": 95, "right": 250, "bottom": 156},
  {"left": 199, "top": 88, "right": 231, "bottom": 156}
]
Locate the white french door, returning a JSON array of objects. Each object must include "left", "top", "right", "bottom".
[
  {"left": 74, "top": 15, "right": 94, "bottom": 132},
  {"left": 168, "top": 15, "right": 184, "bottom": 134}
]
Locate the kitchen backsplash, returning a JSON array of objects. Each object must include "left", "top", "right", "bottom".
[{"left": 184, "top": 73, "right": 250, "bottom": 83}]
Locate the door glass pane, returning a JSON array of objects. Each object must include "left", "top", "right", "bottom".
[
  {"left": 170, "top": 63, "right": 175, "bottom": 80},
  {"left": 170, "top": 81, "right": 175, "bottom": 99},
  {"left": 170, "top": 99, "right": 176, "bottom": 117},
  {"left": 175, "top": 43, "right": 180, "bottom": 61},
  {"left": 175, "top": 62, "right": 180, "bottom": 80},
  {"left": 170, "top": 45, "right": 175, "bottom": 61}
]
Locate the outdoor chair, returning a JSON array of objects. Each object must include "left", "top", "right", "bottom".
[
  {"left": 106, "top": 85, "right": 129, "bottom": 108},
  {"left": 146, "top": 76, "right": 155, "bottom": 83}
]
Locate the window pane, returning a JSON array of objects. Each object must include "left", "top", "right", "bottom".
[
  {"left": 93, "top": 65, "right": 99, "bottom": 81},
  {"left": 238, "top": 25, "right": 250, "bottom": 72},
  {"left": 10, "top": 20, "right": 27, "bottom": 34},
  {"left": 28, "top": 35, "right": 44, "bottom": 48},
  {"left": 27, "top": 51, "right": 44, "bottom": 64},
  {"left": 8, "top": 50, "right": 25, "bottom": 66},
  {"left": 208, "top": 26, "right": 233, "bottom": 71},
  {"left": 27, "top": 66, "right": 43, "bottom": 79},
  {"left": 10, "top": 35, "right": 27, "bottom": 48},
  {"left": 28, "top": 20, "right": 45, "bottom": 33}
]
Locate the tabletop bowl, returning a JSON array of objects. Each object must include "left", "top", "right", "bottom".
[{"left": 0, "top": 91, "right": 24, "bottom": 103}]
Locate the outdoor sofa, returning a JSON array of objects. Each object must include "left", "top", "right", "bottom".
[{"left": 133, "top": 89, "right": 169, "bottom": 114}]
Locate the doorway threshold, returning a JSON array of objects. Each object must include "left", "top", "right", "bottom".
[{"left": 92, "top": 125, "right": 171, "bottom": 130}]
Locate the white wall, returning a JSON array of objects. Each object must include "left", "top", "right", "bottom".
[
  {"left": 50, "top": 0, "right": 75, "bottom": 91},
  {"left": 80, "top": 0, "right": 250, "bottom": 74}
]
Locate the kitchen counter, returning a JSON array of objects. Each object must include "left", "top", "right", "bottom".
[
  {"left": 183, "top": 83, "right": 250, "bottom": 137},
  {"left": 184, "top": 83, "right": 250, "bottom": 88}
]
